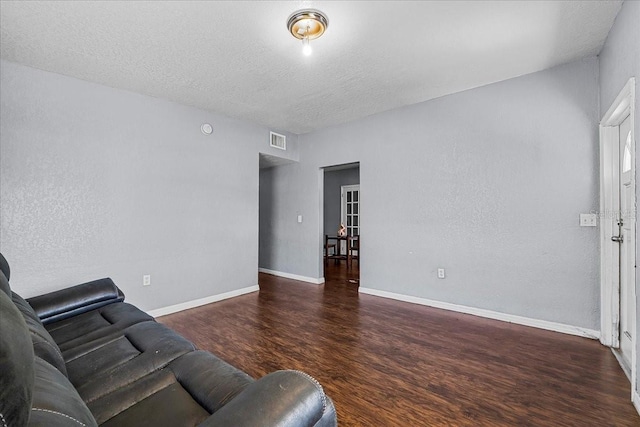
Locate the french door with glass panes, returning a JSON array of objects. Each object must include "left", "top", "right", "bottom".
[{"left": 341, "top": 184, "right": 360, "bottom": 234}]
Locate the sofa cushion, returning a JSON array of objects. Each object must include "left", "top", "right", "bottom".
[
  {"left": 88, "top": 350, "right": 253, "bottom": 425},
  {"left": 45, "top": 301, "right": 153, "bottom": 352},
  {"left": 12, "top": 292, "right": 68, "bottom": 377},
  {"left": 29, "top": 357, "right": 98, "bottom": 427},
  {"left": 168, "top": 350, "right": 253, "bottom": 413},
  {"left": 0, "top": 287, "right": 34, "bottom": 427},
  {"left": 63, "top": 321, "right": 196, "bottom": 404},
  {"left": 101, "top": 378, "right": 210, "bottom": 427}
]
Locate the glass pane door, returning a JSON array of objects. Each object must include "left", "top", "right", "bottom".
[{"left": 342, "top": 185, "right": 360, "bottom": 237}]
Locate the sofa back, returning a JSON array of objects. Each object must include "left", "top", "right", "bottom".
[
  {"left": 12, "top": 292, "right": 69, "bottom": 377},
  {"left": 0, "top": 273, "right": 34, "bottom": 427},
  {"left": 0, "top": 252, "right": 10, "bottom": 281}
]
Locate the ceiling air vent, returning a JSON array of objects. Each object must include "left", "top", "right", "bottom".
[{"left": 270, "top": 132, "right": 286, "bottom": 150}]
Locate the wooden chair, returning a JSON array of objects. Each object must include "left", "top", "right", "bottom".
[
  {"left": 324, "top": 235, "right": 337, "bottom": 264},
  {"left": 348, "top": 235, "right": 359, "bottom": 268}
]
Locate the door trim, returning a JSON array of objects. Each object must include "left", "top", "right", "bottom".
[{"left": 600, "top": 78, "right": 636, "bottom": 399}]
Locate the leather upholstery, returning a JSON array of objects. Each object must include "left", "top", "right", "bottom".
[
  {"left": 67, "top": 321, "right": 196, "bottom": 403},
  {"left": 27, "top": 277, "right": 124, "bottom": 324},
  {"left": 45, "top": 301, "right": 153, "bottom": 351},
  {"left": 12, "top": 292, "right": 68, "bottom": 377},
  {"left": 0, "top": 288, "right": 34, "bottom": 427},
  {"left": 0, "top": 262, "right": 10, "bottom": 296},
  {"left": 316, "top": 397, "right": 338, "bottom": 427},
  {"left": 167, "top": 350, "right": 254, "bottom": 414},
  {"left": 29, "top": 357, "right": 98, "bottom": 427},
  {"left": 0, "top": 252, "right": 10, "bottom": 281},
  {"left": 0, "top": 252, "right": 337, "bottom": 427},
  {"left": 101, "top": 380, "right": 210, "bottom": 427},
  {"left": 92, "top": 351, "right": 253, "bottom": 425},
  {"left": 201, "top": 370, "right": 330, "bottom": 427}
]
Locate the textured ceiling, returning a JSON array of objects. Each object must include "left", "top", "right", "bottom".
[{"left": 0, "top": 1, "right": 622, "bottom": 134}]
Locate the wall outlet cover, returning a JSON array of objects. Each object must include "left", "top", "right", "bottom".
[{"left": 579, "top": 213, "right": 597, "bottom": 227}]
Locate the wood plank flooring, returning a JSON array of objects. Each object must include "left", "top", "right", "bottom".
[{"left": 159, "top": 263, "right": 638, "bottom": 426}]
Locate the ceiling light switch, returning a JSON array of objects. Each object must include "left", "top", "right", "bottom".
[{"left": 297, "top": 215, "right": 303, "bottom": 223}]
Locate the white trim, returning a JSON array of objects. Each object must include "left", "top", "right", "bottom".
[
  {"left": 601, "top": 79, "right": 634, "bottom": 125},
  {"left": 611, "top": 348, "right": 632, "bottom": 382},
  {"left": 359, "top": 287, "right": 600, "bottom": 340},
  {"left": 148, "top": 285, "right": 259, "bottom": 318},
  {"left": 633, "top": 389, "right": 640, "bottom": 417},
  {"left": 599, "top": 78, "right": 637, "bottom": 400},
  {"left": 258, "top": 268, "right": 325, "bottom": 284}
]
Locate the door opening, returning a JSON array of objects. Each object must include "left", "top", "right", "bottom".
[
  {"left": 258, "top": 152, "right": 296, "bottom": 277},
  {"left": 322, "top": 163, "right": 360, "bottom": 286}
]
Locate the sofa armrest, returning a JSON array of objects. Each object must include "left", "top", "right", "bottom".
[
  {"left": 27, "top": 278, "right": 124, "bottom": 325},
  {"left": 199, "top": 370, "right": 331, "bottom": 427}
]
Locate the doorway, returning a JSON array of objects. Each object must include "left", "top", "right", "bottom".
[
  {"left": 258, "top": 153, "right": 295, "bottom": 275},
  {"left": 323, "top": 163, "right": 360, "bottom": 286},
  {"left": 600, "top": 78, "right": 636, "bottom": 392}
]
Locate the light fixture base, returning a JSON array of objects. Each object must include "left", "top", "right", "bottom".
[{"left": 287, "top": 8, "right": 329, "bottom": 41}]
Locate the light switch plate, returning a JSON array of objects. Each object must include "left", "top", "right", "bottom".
[{"left": 579, "top": 213, "right": 597, "bottom": 227}]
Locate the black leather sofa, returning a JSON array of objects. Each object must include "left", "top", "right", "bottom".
[{"left": 0, "top": 253, "right": 337, "bottom": 426}]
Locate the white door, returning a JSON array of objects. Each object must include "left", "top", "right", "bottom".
[
  {"left": 341, "top": 185, "right": 360, "bottom": 253},
  {"left": 341, "top": 185, "right": 360, "bottom": 236},
  {"left": 618, "top": 114, "right": 634, "bottom": 370},
  {"left": 600, "top": 78, "right": 636, "bottom": 395}
]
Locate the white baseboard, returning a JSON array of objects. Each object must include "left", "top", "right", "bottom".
[
  {"left": 611, "top": 348, "right": 632, "bottom": 381},
  {"left": 258, "top": 268, "right": 324, "bottom": 285},
  {"left": 359, "top": 287, "right": 600, "bottom": 340},
  {"left": 633, "top": 389, "right": 640, "bottom": 417},
  {"left": 148, "top": 285, "right": 259, "bottom": 318}
]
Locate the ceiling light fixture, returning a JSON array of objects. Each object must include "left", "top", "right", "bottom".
[{"left": 287, "top": 9, "right": 329, "bottom": 57}]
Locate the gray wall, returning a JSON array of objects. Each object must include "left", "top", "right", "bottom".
[
  {"left": 264, "top": 57, "right": 601, "bottom": 330},
  {"left": 258, "top": 162, "right": 311, "bottom": 274},
  {"left": 599, "top": 0, "right": 640, "bottom": 396},
  {"left": 0, "top": 59, "right": 297, "bottom": 311},
  {"left": 323, "top": 167, "right": 360, "bottom": 237},
  {"left": 259, "top": 167, "right": 276, "bottom": 270}
]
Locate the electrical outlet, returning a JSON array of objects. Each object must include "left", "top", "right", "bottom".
[
  {"left": 579, "top": 213, "right": 597, "bottom": 227},
  {"left": 143, "top": 275, "right": 151, "bottom": 287},
  {"left": 437, "top": 268, "right": 446, "bottom": 279}
]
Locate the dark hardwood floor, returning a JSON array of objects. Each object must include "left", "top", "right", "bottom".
[{"left": 159, "top": 262, "right": 638, "bottom": 426}]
